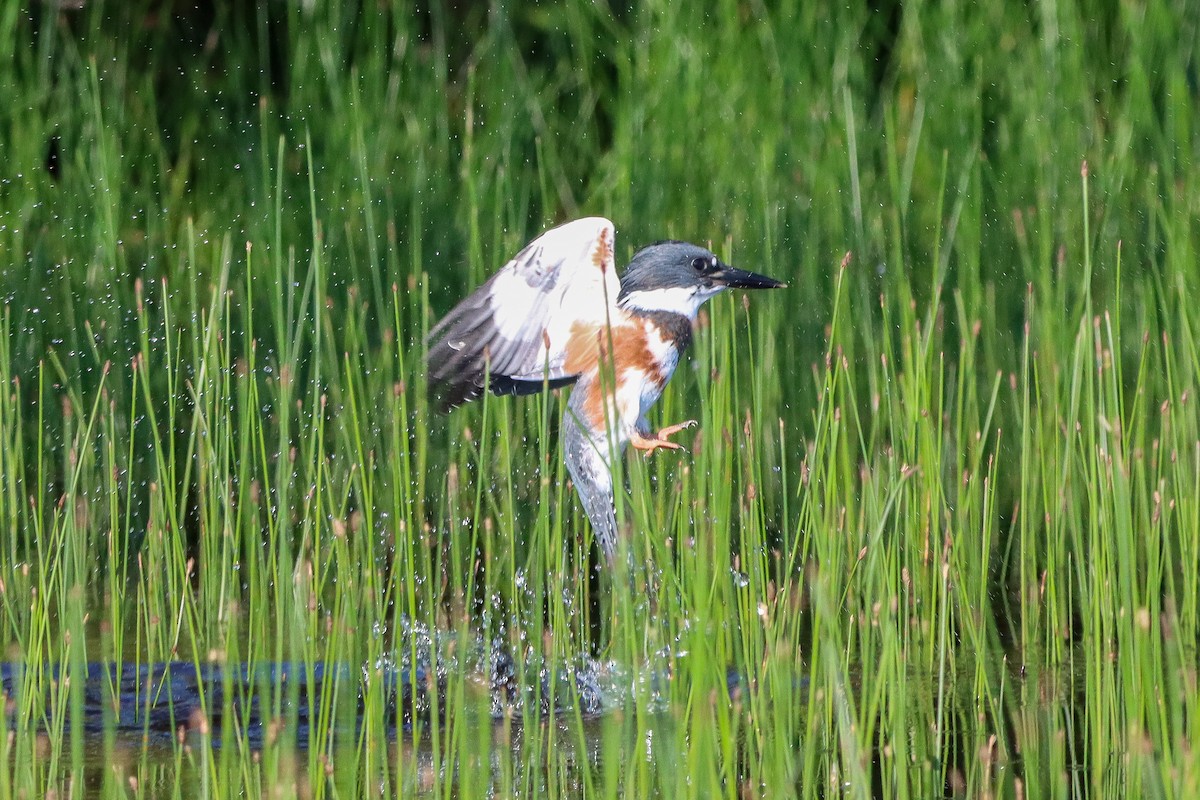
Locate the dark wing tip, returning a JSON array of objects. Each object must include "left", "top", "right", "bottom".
[
  {"left": 488, "top": 374, "right": 578, "bottom": 397},
  {"left": 426, "top": 347, "right": 579, "bottom": 412},
  {"left": 426, "top": 332, "right": 488, "bottom": 412},
  {"left": 429, "top": 382, "right": 484, "bottom": 413}
]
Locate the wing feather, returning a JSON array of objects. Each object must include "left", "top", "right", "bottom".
[{"left": 426, "top": 217, "right": 622, "bottom": 410}]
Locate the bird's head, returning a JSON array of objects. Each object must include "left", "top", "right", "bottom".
[{"left": 618, "top": 241, "right": 785, "bottom": 319}]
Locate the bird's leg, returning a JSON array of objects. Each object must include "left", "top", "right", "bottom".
[{"left": 629, "top": 419, "right": 697, "bottom": 455}]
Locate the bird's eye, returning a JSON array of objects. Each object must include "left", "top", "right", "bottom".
[{"left": 690, "top": 256, "right": 708, "bottom": 272}]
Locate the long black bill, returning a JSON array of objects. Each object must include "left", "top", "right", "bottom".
[{"left": 711, "top": 264, "right": 787, "bottom": 290}]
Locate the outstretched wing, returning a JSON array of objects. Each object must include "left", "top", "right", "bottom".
[{"left": 427, "top": 217, "right": 622, "bottom": 411}]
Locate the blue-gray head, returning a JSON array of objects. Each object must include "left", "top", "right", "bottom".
[{"left": 617, "top": 240, "right": 785, "bottom": 318}]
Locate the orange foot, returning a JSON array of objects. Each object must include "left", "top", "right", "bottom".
[{"left": 630, "top": 420, "right": 697, "bottom": 456}]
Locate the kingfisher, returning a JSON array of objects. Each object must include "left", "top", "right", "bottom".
[{"left": 426, "top": 217, "right": 785, "bottom": 563}]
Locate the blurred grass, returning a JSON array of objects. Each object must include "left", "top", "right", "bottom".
[{"left": 2, "top": 0, "right": 1200, "bottom": 797}]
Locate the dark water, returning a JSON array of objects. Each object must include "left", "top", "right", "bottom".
[
  {"left": 0, "top": 654, "right": 627, "bottom": 747},
  {"left": 0, "top": 646, "right": 788, "bottom": 798}
]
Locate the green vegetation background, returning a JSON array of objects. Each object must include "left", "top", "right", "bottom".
[{"left": 1, "top": 1, "right": 1198, "bottom": 797}]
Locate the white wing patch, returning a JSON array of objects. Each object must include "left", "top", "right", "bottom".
[
  {"left": 487, "top": 217, "right": 621, "bottom": 380},
  {"left": 426, "top": 216, "right": 623, "bottom": 409}
]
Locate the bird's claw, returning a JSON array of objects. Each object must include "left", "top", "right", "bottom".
[
  {"left": 630, "top": 420, "right": 697, "bottom": 456},
  {"left": 657, "top": 419, "right": 697, "bottom": 439}
]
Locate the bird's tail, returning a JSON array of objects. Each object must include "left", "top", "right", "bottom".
[{"left": 562, "top": 394, "right": 620, "bottom": 563}]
